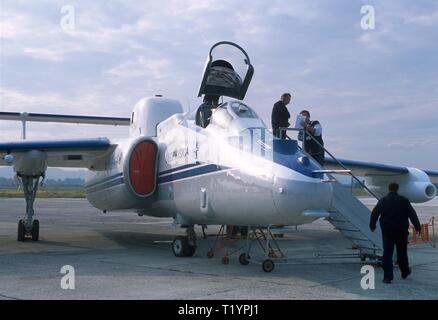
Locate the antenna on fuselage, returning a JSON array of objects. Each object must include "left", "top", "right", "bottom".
[{"left": 187, "top": 97, "right": 191, "bottom": 112}]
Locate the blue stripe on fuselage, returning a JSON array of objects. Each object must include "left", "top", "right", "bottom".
[
  {"left": 158, "top": 162, "right": 201, "bottom": 176},
  {"left": 157, "top": 164, "right": 227, "bottom": 184},
  {"left": 156, "top": 141, "right": 320, "bottom": 185},
  {"left": 272, "top": 139, "right": 321, "bottom": 178}
]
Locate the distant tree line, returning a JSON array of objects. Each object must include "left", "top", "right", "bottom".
[{"left": 0, "top": 177, "right": 85, "bottom": 188}]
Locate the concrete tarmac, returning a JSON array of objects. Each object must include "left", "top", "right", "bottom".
[{"left": 0, "top": 197, "right": 437, "bottom": 300}]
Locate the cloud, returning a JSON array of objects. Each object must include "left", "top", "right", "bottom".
[
  {"left": 356, "top": 2, "right": 438, "bottom": 52},
  {"left": 267, "top": 1, "right": 321, "bottom": 21},
  {"left": 1, "top": 0, "right": 438, "bottom": 169},
  {"left": 403, "top": 11, "right": 438, "bottom": 26},
  {"left": 106, "top": 57, "right": 171, "bottom": 79},
  {"left": 0, "top": 10, "right": 29, "bottom": 39},
  {"left": 0, "top": 87, "right": 134, "bottom": 116}
]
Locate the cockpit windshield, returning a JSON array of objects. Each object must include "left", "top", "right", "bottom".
[
  {"left": 210, "top": 104, "right": 233, "bottom": 129},
  {"left": 228, "top": 101, "right": 258, "bottom": 119},
  {"left": 181, "top": 101, "right": 267, "bottom": 138},
  {"left": 228, "top": 127, "right": 277, "bottom": 158},
  {"left": 208, "top": 102, "right": 260, "bottom": 129}
]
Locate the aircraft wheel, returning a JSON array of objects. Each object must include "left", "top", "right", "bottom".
[
  {"left": 239, "top": 226, "right": 248, "bottom": 237},
  {"left": 376, "top": 258, "right": 383, "bottom": 267},
  {"left": 31, "top": 220, "right": 39, "bottom": 241},
  {"left": 172, "top": 236, "right": 196, "bottom": 257},
  {"left": 262, "top": 259, "right": 275, "bottom": 273},
  {"left": 239, "top": 253, "right": 250, "bottom": 266},
  {"left": 221, "top": 256, "right": 229, "bottom": 265},
  {"left": 186, "top": 243, "right": 196, "bottom": 257},
  {"left": 17, "top": 219, "right": 26, "bottom": 241}
]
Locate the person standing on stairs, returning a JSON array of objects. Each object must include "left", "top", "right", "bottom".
[
  {"left": 298, "top": 110, "right": 325, "bottom": 166},
  {"left": 271, "top": 93, "right": 292, "bottom": 139}
]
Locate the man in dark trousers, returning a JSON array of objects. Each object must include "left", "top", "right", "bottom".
[
  {"left": 369, "top": 182, "right": 422, "bottom": 283},
  {"left": 298, "top": 110, "right": 325, "bottom": 166},
  {"left": 271, "top": 93, "right": 291, "bottom": 139}
]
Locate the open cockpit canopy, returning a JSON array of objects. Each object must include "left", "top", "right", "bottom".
[{"left": 197, "top": 41, "right": 254, "bottom": 101}]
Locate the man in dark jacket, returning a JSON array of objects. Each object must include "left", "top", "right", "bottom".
[
  {"left": 196, "top": 94, "right": 220, "bottom": 128},
  {"left": 271, "top": 93, "right": 291, "bottom": 139},
  {"left": 370, "top": 182, "right": 422, "bottom": 283}
]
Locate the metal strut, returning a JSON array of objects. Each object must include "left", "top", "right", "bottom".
[
  {"left": 246, "top": 226, "right": 285, "bottom": 259},
  {"left": 16, "top": 174, "right": 42, "bottom": 241},
  {"left": 206, "top": 225, "right": 246, "bottom": 264},
  {"left": 186, "top": 224, "right": 197, "bottom": 247},
  {"left": 239, "top": 226, "right": 286, "bottom": 272},
  {"left": 21, "top": 176, "right": 39, "bottom": 229}
]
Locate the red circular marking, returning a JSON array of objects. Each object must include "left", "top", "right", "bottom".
[{"left": 129, "top": 141, "right": 157, "bottom": 195}]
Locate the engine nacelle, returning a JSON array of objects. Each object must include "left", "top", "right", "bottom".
[
  {"left": 365, "top": 167, "right": 436, "bottom": 203},
  {"left": 130, "top": 96, "right": 183, "bottom": 137},
  {"left": 14, "top": 150, "right": 47, "bottom": 176},
  {"left": 85, "top": 137, "right": 159, "bottom": 211}
]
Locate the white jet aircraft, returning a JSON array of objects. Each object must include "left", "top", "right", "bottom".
[{"left": 1, "top": 42, "right": 437, "bottom": 271}]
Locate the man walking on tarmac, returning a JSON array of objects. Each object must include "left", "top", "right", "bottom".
[{"left": 369, "top": 182, "right": 422, "bottom": 284}]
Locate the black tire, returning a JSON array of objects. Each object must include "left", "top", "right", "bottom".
[
  {"left": 172, "top": 236, "right": 196, "bottom": 257},
  {"left": 31, "top": 220, "right": 39, "bottom": 241},
  {"left": 262, "top": 259, "right": 275, "bottom": 273},
  {"left": 221, "top": 256, "right": 229, "bottom": 265},
  {"left": 239, "top": 226, "right": 249, "bottom": 237},
  {"left": 376, "top": 259, "right": 383, "bottom": 267},
  {"left": 172, "top": 236, "right": 186, "bottom": 257},
  {"left": 239, "top": 253, "right": 250, "bottom": 265},
  {"left": 17, "top": 219, "right": 25, "bottom": 241},
  {"left": 186, "top": 243, "right": 196, "bottom": 257},
  {"left": 207, "top": 250, "right": 214, "bottom": 258}
]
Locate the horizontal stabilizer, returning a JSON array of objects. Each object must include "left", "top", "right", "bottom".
[{"left": 0, "top": 112, "right": 130, "bottom": 126}]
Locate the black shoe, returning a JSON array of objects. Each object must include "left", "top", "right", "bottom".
[
  {"left": 382, "top": 278, "right": 392, "bottom": 284},
  {"left": 402, "top": 268, "right": 412, "bottom": 279}
]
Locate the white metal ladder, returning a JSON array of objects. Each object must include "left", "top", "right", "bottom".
[{"left": 281, "top": 127, "right": 383, "bottom": 260}]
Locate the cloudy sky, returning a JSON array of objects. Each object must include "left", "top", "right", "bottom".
[{"left": 1, "top": 0, "right": 437, "bottom": 170}]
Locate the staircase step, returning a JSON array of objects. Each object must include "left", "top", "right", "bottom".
[
  {"left": 346, "top": 236, "right": 374, "bottom": 242},
  {"left": 335, "top": 228, "right": 361, "bottom": 233},
  {"left": 328, "top": 181, "right": 383, "bottom": 256}
]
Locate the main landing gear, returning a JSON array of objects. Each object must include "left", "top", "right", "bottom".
[
  {"left": 172, "top": 225, "right": 197, "bottom": 257},
  {"left": 16, "top": 175, "right": 42, "bottom": 241}
]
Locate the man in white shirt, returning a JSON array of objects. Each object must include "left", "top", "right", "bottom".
[{"left": 299, "top": 110, "right": 325, "bottom": 166}]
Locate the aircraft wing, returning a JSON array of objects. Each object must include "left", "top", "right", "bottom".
[
  {"left": 0, "top": 138, "right": 116, "bottom": 170},
  {"left": 0, "top": 111, "right": 126, "bottom": 170},
  {"left": 0, "top": 111, "right": 130, "bottom": 126},
  {"left": 324, "top": 157, "right": 438, "bottom": 184}
]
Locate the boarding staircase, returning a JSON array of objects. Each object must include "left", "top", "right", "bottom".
[
  {"left": 283, "top": 128, "right": 383, "bottom": 260},
  {"left": 328, "top": 181, "right": 383, "bottom": 259}
]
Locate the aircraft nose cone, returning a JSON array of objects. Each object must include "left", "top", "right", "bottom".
[{"left": 272, "top": 178, "right": 333, "bottom": 224}]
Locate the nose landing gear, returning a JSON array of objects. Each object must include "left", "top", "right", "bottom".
[
  {"left": 17, "top": 219, "right": 39, "bottom": 241},
  {"left": 17, "top": 175, "right": 42, "bottom": 242}
]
